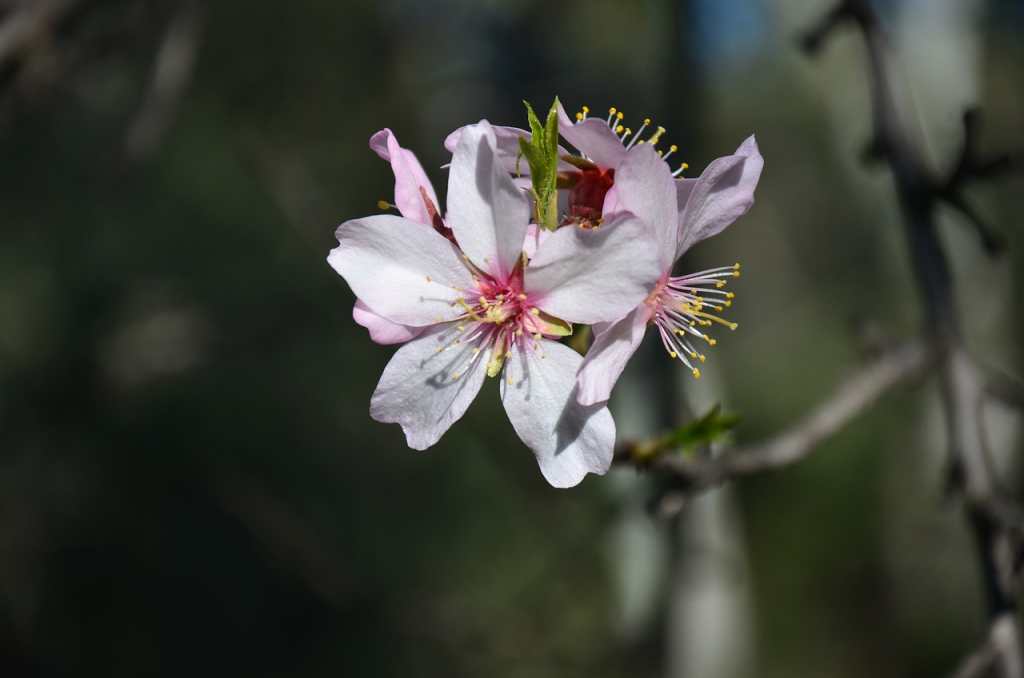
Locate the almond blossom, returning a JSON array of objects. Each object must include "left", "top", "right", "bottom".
[
  {"left": 576, "top": 135, "right": 764, "bottom": 406},
  {"left": 328, "top": 121, "right": 662, "bottom": 487}
]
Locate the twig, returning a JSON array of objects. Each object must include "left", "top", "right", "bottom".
[
  {"left": 801, "top": 1, "right": 1023, "bottom": 673},
  {"left": 618, "top": 338, "right": 933, "bottom": 492}
]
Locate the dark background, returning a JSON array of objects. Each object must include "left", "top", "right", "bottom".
[{"left": 0, "top": 0, "right": 1021, "bottom": 676}]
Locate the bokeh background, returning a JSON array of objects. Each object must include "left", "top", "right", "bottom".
[{"left": 1, "top": 0, "right": 1022, "bottom": 676}]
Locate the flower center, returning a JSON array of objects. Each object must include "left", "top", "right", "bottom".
[
  {"left": 567, "top": 167, "right": 614, "bottom": 229},
  {"left": 646, "top": 263, "right": 741, "bottom": 378},
  {"left": 441, "top": 269, "right": 571, "bottom": 380}
]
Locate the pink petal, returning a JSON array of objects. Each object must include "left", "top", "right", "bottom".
[
  {"left": 525, "top": 213, "right": 662, "bottom": 325},
  {"left": 522, "top": 223, "right": 550, "bottom": 260},
  {"left": 328, "top": 215, "right": 474, "bottom": 327},
  {"left": 500, "top": 338, "right": 615, "bottom": 488},
  {"left": 353, "top": 300, "right": 423, "bottom": 345},
  {"left": 446, "top": 121, "right": 530, "bottom": 282},
  {"left": 370, "top": 323, "right": 489, "bottom": 450},
  {"left": 556, "top": 100, "right": 627, "bottom": 169},
  {"left": 575, "top": 306, "right": 652, "bottom": 406},
  {"left": 444, "top": 124, "right": 530, "bottom": 174},
  {"left": 608, "top": 144, "right": 679, "bottom": 271},
  {"left": 677, "top": 135, "right": 764, "bottom": 257},
  {"left": 444, "top": 124, "right": 573, "bottom": 173},
  {"left": 368, "top": 128, "right": 439, "bottom": 226}
]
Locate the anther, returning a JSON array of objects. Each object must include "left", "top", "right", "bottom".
[{"left": 377, "top": 200, "right": 394, "bottom": 210}]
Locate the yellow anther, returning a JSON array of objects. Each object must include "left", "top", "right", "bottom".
[
  {"left": 675, "top": 329, "right": 684, "bottom": 336},
  {"left": 609, "top": 107, "right": 617, "bottom": 115},
  {"left": 575, "top": 112, "right": 583, "bottom": 122},
  {"left": 377, "top": 200, "right": 392, "bottom": 210},
  {"left": 681, "top": 162, "right": 690, "bottom": 170},
  {"left": 699, "top": 354, "right": 706, "bottom": 363},
  {"left": 530, "top": 308, "right": 540, "bottom": 316},
  {"left": 643, "top": 117, "right": 652, "bottom": 126},
  {"left": 669, "top": 351, "right": 678, "bottom": 358},
  {"left": 715, "top": 281, "right": 726, "bottom": 288},
  {"left": 723, "top": 300, "right": 732, "bottom": 307},
  {"left": 624, "top": 128, "right": 632, "bottom": 137},
  {"left": 692, "top": 368, "right": 701, "bottom": 379},
  {"left": 725, "top": 292, "right": 735, "bottom": 299},
  {"left": 733, "top": 262, "right": 741, "bottom": 269},
  {"left": 648, "top": 126, "right": 666, "bottom": 146},
  {"left": 616, "top": 125, "right": 625, "bottom": 133},
  {"left": 451, "top": 372, "right": 461, "bottom": 380},
  {"left": 729, "top": 322, "right": 738, "bottom": 331},
  {"left": 582, "top": 105, "right": 590, "bottom": 113},
  {"left": 708, "top": 338, "right": 717, "bottom": 346},
  {"left": 669, "top": 144, "right": 678, "bottom": 153},
  {"left": 616, "top": 111, "right": 624, "bottom": 120}
]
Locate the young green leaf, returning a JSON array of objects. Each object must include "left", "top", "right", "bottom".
[{"left": 518, "top": 98, "right": 561, "bottom": 231}]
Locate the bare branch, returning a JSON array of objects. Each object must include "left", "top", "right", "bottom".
[
  {"left": 620, "top": 338, "right": 933, "bottom": 492},
  {"left": 800, "top": 1, "right": 1024, "bottom": 673},
  {"left": 985, "top": 368, "right": 1024, "bottom": 412}
]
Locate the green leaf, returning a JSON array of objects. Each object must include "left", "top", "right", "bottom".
[
  {"left": 518, "top": 97, "right": 561, "bottom": 231},
  {"left": 667, "top": 404, "right": 741, "bottom": 454}
]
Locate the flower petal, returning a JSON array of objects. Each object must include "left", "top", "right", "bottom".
[
  {"left": 370, "top": 323, "right": 490, "bottom": 450},
  {"left": 369, "top": 128, "right": 439, "bottom": 226},
  {"left": 329, "top": 214, "right": 474, "bottom": 326},
  {"left": 446, "top": 120, "right": 530, "bottom": 281},
  {"left": 676, "top": 135, "right": 764, "bottom": 257},
  {"left": 556, "top": 100, "right": 627, "bottom": 169},
  {"left": 525, "top": 213, "right": 661, "bottom": 325},
  {"left": 444, "top": 124, "right": 573, "bottom": 173},
  {"left": 444, "top": 124, "right": 529, "bottom": 174},
  {"left": 608, "top": 144, "right": 679, "bottom": 271},
  {"left": 522, "top": 223, "right": 550, "bottom": 260},
  {"left": 500, "top": 339, "right": 615, "bottom": 488},
  {"left": 575, "top": 305, "right": 652, "bottom": 406},
  {"left": 353, "top": 300, "right": 423, "bottom": 345}
]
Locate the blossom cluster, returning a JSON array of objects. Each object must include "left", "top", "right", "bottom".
[{"left": 328, "top": 100, "right": 763, "bottom": 488}]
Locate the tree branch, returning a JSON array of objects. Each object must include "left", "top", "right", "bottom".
[
  {"left": 619, "top": 338, "right": 933, "bottom": 492},
  {"left": 801, "top": 1, "right": 1023, "bottom": 673}
]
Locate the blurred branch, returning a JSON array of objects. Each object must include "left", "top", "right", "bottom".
[
  {"left": 799, "top": 0, "right": 1024, "bottom": 674},
  {"left": 617, "top": 338, "right": 933, "bottom": 492},
  {"left": 0, "top": 0, "right": 80, "bottom": 67},
  {"left": 985, "top": 367, "right": 1024, "bottom": 412},
  {"left": 123, "top": 0, "right": 203, "bottom": 161},
  {"left": 951, "top": 614, "right": 1024, "bottom": 678}
]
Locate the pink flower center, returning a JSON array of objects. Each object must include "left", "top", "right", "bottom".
[
  {"left": 645, "top": 263, "right": 742, "bottom": 378},
  {"left": 567, "top": 167, "right": 614, "bottom": 229},
  {"left": 441, "top": 268, "right": 569, "bottom": 380}
]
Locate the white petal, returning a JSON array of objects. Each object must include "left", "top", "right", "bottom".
[
  {"left": 500, "top": 339, "right": 616, "bottom": 488},
  {"left": 328, "top": 215, "right": 474, "bottom": 327},
  {"left": 556, "top": 100, "right": 627, "bottom": 169},
  {"left": 611, "top": 144, "right": 679, "bottom": 271},
  {"left": 446, "top": 120, "right": 530, "bottom": 281},
  {"left": 525, "top": 213, "right": 662, "bottom": 325},
  {"left": 370, "top": 323, "right": 490, "bottom": 450},
  {"left": 677, "top": 135, "right": 764, "bottom": 257},
  {"left": 575, "top": 306, "right": 651, "bottom": 406},
  {"left": 352, "top": 300, "right": 422, "bottom": 345}
]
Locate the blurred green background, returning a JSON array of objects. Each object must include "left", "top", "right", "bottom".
[{"left": 1, "top": 0, "right": 1021, "bottom": 676}]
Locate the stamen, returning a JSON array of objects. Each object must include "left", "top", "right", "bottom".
[
  {"left": 606, "top": 107, "right": 617, "bottom": 126},
  {"left": 626, "top": 118, "right": 651, "bottom": 149},
  {"left": 377, "top": 199, "right": 395, "bottom": 210}
]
